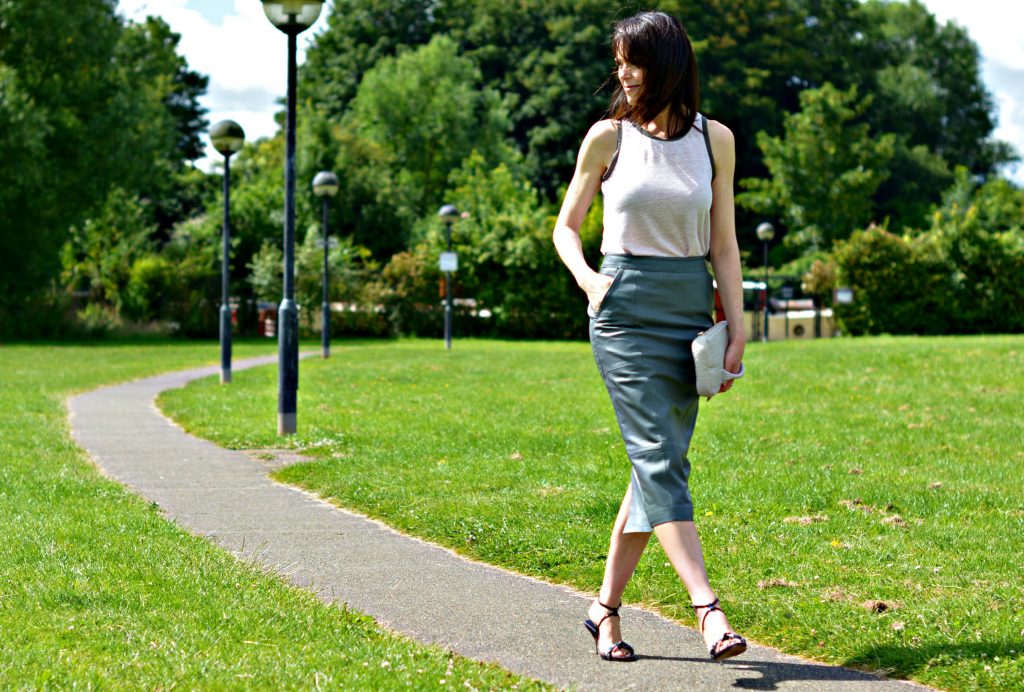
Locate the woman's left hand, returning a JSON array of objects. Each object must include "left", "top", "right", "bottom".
[{"left": 719, "top": 337, "right": 745, "bottom": 394}]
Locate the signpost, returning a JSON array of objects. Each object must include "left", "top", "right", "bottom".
[{"left": 437, "top": 205, "right": 461, "bottom": 350}]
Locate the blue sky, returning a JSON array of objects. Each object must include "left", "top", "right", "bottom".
[{"left": 118, "top": 1, "right": 1023, "bottom": 185}]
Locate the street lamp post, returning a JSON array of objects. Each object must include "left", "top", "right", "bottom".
[
  {"left": 756, "top": 221, "right": 775, "bottom": 343},
  {"left": 312, "top": 171, "right": 339, "bottom": 359},
  {"left": 209, "top": 120, "right": 245, "bottom": 384},
  {"left": 437, "top": 204, "right": 461, "bottom": 351},
  {"left": 261, "top": 0, "right": 324, "bottom": 435}
]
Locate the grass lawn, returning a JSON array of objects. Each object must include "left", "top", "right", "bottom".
[
  {"left": 160, "top": 335, "right": 1024, "bottom": 690},
  {"left": 0, "top": 338, "right": 543, "bottom": 689}
]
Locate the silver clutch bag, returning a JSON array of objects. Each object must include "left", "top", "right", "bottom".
[{"left": 692, "top": 320, "right": 744, "bottom": 399}]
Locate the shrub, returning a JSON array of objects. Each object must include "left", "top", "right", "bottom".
[
  {"left": 123, "top": 255, "right": 176, "bottom": 323},
  {"left": 831, "top": 224, "right": 954, "bottom": 335}
]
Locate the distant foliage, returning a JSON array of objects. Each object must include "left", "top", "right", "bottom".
[
  {"left": 8, "top": 0, "right": 1021, "bottom": 338},
  {"left": 830, "top": 170, "right": 1024, "bottom": 335},
  {"left": 0, "top": 0, "right": 207, "bottom": 336},
  {"left": 738, "top": 84, "right": 895, "bottom": 256}
]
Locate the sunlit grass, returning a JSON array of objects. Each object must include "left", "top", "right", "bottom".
[
  {"left": 161, "top": 335, "right": 1024, "bottom": 690},
  {"left": 0, "top": 338, "right": 543, "bottom": 689}
]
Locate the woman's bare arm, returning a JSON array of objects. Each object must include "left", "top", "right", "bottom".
[
  {"left": 707, "top": 120, "right": 746, "bottom": 390},
  {"left": 552, "top": 120, "right": 618, "bottom": 309}
]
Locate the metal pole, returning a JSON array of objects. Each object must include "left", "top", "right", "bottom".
[
  {"left": 444, "top": 221, "right": 452, "bottom": 351},
  {"left": 220, "top": 153, "right": 233, "bottom": 384},
  {"left": 278, "top": 28, "right": 299, "bottom": 435},
  {"left": 762, "top": 240, "right": 770, "bottom": 343},
  {"left": 321, "top": 197, "right": 330, "bottom": 359}
]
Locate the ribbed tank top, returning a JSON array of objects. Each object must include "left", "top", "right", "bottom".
[{"left": 600, "top": 116, "right": 715, "bottom": 258}]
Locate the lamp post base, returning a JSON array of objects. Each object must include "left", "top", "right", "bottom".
[
  {"left": 278, "top": 412, "right": 296, "bottom": 435},
  {"left": 220, "top": 369, "right": 231, "bottom": 384}
]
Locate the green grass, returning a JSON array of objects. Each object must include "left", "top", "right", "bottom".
[
  {"left": 0, "top": 338, "right": 543, "bottom": 689},
  {"left": 160, "top": 336, "right": 1024, "bottom": 690}
]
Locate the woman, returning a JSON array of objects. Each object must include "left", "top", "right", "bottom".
[{"left": 552, "top": 11, "right": 747, "bottom": 662}]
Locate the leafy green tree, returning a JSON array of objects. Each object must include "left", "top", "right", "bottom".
[
  {"left": 155, "top": 215, "right": 220, "bottom": 337},
  {"left": 412, "top": 151, "right": 598, "bottom": 338},
  {"left": 438, "top": 0, "right": 615, "bottom": 193},
  {"left": 829, "top": 170, "right": 1024, "bottom": 336},
  {"left": 0, "top": 1, "right": 208, "bottom": 333},
  {"left": 0, "top": 64, "right": 50, "bottom": 306},
  {"left": 860, "top": 0, "right": 1015, "bottom": 177},
  {"left": 738, "top": 83, "right": 895, "bottom": 254},
  {"left": 314, "top": 35, "right": 511, "bottom": 258},
  {"left": 247, "top": 227, "right": 378, "bottom": 334},
  {"left": 299, "top": 0, "right": 615, "bottom": 197},
  {"left": 857, "top": 0, "right": 1018, "bottom": 230},
  {"left": 298, "top": 0, "right": 436, "bottom": 114},
  {"left": 0, "top": 0, "right": 126, "bottom": 327},
  {"left": 113, "top": 16, "right": 210, "bottom": 234}
]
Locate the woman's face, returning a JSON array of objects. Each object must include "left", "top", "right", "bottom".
[{"left": 615, "top": 50, "right": 644, "bottom": 105}]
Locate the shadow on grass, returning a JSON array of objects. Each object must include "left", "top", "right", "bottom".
[
  {"left": 842, "top": 640, "right": 1020, "bottom": 679},
  {"left": 638, "top": 654, "right": 901, "bottom": 690}
]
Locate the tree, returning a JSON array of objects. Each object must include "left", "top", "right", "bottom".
[
  {"left": 860, "top": 0, "right": 1017, "bottom": 230},
  {"left": 298, "top": 0, "right": 437, "bottom": 116},
  {"left": 924, "top": 169, "right": 1024, "bottom": 333},
  {"left": 828, "top": 170, "right": 1024, "bottom": 336},
  {"left": 315, "top": 35, "right": 511, "bottom": 258},
  {"left": 411, "top": 151, "right": 599, "bottom": 338},
  {"left": 0, "top": 1, "right": 208, "bottom": 334},
  {"left": 113, "top": 16, "right": 210, "bottom": 235},
  {"left": 738, "top": 83, "right": 895, "bottom": 255}
]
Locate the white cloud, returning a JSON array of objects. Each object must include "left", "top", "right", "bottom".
[{"left": 920, "top": 0, "right": 1024, "bottom": 70}]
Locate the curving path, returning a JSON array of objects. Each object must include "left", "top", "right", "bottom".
[{"left": 67, "top": 355, "right": 927, "bottom": 691}]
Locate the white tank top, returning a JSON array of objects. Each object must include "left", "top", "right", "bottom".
[{"left": 600, "top": 115, "right": 715, "bottom": 258}]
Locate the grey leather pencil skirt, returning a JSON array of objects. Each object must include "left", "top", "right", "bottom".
[{"left": 588, "top": 254, "right": 715, "bottom": 534}]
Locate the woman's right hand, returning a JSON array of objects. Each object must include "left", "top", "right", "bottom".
[{"left": 580, "top": 271, "right": 615, "bottom": 312}]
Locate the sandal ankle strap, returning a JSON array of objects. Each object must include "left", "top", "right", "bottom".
[
  {"left": 691, "top": 597, "right": 720, "bottom": 611},
  {"left": 691, "top": 597, "right": 722, "bottom": 633},
  {"left": 593, "top": 599, "right": 622, "bottom": 629}
]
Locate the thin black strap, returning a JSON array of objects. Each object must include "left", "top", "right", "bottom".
[
  {"left": 595, "top": 599, "right": 621, "bottom": 628},
  {"left": 691, "top": 597, "right": 719, "bottom": 611},
  {"left": 692, "top": 597, "right": 721, "bottom": 633},
  {"left": 601, "top": 121, "right": 623, "bottom": 182},
  {"left": 701, "top": 114, "right": 716, "bottom": 181}
]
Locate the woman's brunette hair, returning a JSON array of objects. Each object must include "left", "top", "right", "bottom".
[{"left": 608, "top": 11, "right": 700, "bottom": 138}]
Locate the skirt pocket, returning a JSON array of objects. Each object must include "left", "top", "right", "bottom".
[{"left": 590, "top": 268, "right": 624, "bottom": 317}]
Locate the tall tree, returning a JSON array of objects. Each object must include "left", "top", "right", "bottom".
[
  {"left": 302, "top": 35, "right": 511, "bottom": 258},
  {"left": 0, "top": 1, "right": 208, "bottom": 333},
  {"left": 738, "top": 83, "right": 896, "bottom": 254},
  {"left": 298, "top": 0, "right": 437, "bottom": 115},
  {"left": 859, "top": 0, "right": 1016, "bottom": 230}
]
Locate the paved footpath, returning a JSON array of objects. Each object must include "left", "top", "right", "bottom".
[{"left": 68, "top": 355, "right": 927, "bottom": 691}]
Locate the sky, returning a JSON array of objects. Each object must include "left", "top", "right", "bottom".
[{"left": 117, "top": 0, "right": 1024, "bottom": 184}]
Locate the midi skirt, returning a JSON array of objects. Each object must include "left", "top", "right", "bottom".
[{"left": 588, "top": 254, "right": 715, "bottom": 534}]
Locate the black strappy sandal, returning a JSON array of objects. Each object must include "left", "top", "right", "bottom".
[
  {"left": 583, "top": 600, "right": 638, "bottom": 662},
  {"left": 692, "top": 597, "right": 747, "bottom": 661}
]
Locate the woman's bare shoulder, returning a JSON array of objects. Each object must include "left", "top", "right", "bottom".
[
  {"left": 706, "top": 118, "right": 735, "bottom": 149},
  {"left": 579, "top": 119, "right": 620, "bottom": 166}
]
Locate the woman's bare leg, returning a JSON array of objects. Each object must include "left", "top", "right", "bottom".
[
  {"left": 588, "top": 485, "right": 652, "bottom": 656},
  {"left": 653, "top": 520, "right": 741, "bottom": 655}
]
